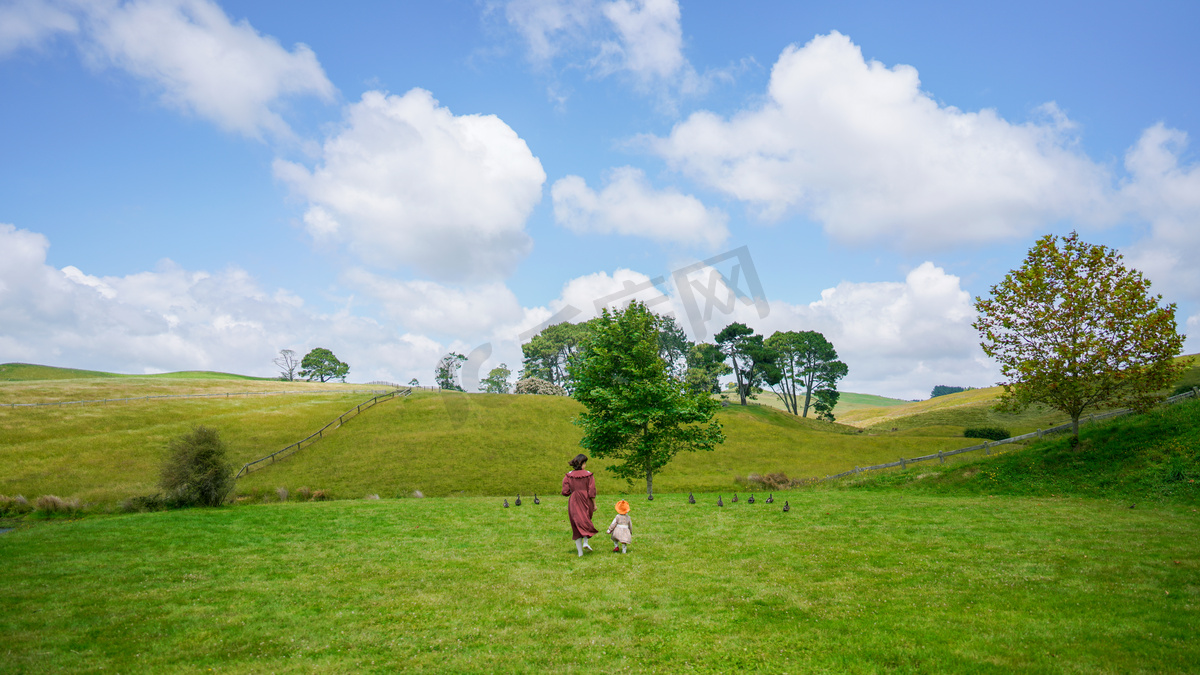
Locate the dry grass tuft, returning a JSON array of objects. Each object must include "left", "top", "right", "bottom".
[{"left": 275, "top": 487, "right": 289, "bottom": 502}]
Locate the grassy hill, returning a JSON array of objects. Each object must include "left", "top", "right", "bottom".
[
  {"left": 836, "top": 396, "right": 1200, "bottom": 505},
  {"left": 2, "top": 374, "right": 980, "bottom": 504},
  {"left": 732, "top": 389, "right": 912, "bottom": 416},
  {"left": 0, "top": 362, "right": 269, "bottom": 382}
]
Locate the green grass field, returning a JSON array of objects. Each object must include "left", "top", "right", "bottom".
[{"left": 1, "top": 491, "right": 1197, "bottom": 673}]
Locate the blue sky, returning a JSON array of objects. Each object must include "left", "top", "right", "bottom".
[{"left": 2, "top": 0, "right": 1198, "bottom": 398}]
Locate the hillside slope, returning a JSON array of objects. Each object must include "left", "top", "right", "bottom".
[
  {"left": 839, "top": 397, "right": 1200, "bottom": 505},
  {"left": 233, "top": 391, "right": 978, "bottom": 499}
]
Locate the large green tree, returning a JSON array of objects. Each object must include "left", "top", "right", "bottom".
[
  {"left": 655, "top": 314, "right": 693, "bottom": 381},
  {"left": 571, "top": 301, "right": 725, "bottom": 499},
  {"left": 298, "top": 348, "right": 349, "bottom": 383},
  {"left": 973, "top": 232, "right": 1185, "bottom": 440},
  {"left": 763, "top": 330, "right": 848, "bottom": 419},
  {"left": 714, "top": 322, "right": 775, "bottom": 405}
]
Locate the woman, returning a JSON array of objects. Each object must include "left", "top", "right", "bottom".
[{"left": 561, "top": 453, "right": 598, "bottom": 556}]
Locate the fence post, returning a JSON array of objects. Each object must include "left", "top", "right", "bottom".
[
  {"left": 938, "top": 450, "right": 944, "bottom": 464},
  {"left": 984, "top": 441, "right": 990, "bottom": 456},
  {"left": 900, "top": 458, "right": 907, "bottom": 470},
  {"left": 1037, "top": 428, "right": 1042, "bottom": 438}
]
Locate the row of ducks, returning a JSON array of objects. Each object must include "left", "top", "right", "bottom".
[
  {"left": 691, "top": 492, "right": 790, "bottom": 512},
  {"left": 502, "top": 492, "right": 790, "bottom": 512}
]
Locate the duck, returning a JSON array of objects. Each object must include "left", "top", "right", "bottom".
[
  {"left": 732, "top": 493, "right": 738, "bottom": 503},
  {"left": 765, "top": 494, "right": 774, "bottom": 504},
  {"left": 717, "top": 496, "right": 724, "bottom": 507},
  {"left": 783, "top": 501, "right": 790, "bottom": 512},
  {"left": 688, "top": 492, "right": 696, "bottom": 504},
  {"left": 533, "top": 494, "right": 540, "bottom": 505},
  {"left": 515, "top": 494, "right": 522, "bottom": 506},
  {"left": 747, "top": 493, "right": 755, "bottom": 504},
  {"left": 503, "top": 499, "right": 509, "bottom": 508}
]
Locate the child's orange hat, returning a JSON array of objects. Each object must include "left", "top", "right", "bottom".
[{"left": 615, "top": 499, "right": 630, "bottom": 514}]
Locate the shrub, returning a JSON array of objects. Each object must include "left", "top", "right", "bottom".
[
  {"left": 121, "top": 494, "right": 167, "bottom": 513},
  {"left": 965, "top": 427, "right": 1011, "bottom": 441},
  {"left": 311, "top": 489, "right": 330, "bottom": 501},
  {"left": 276, "top": 487, "right": 289, "bottom": 502},
  {"left": 160, "top": 426, "right": 235, "bottom": 507},
  {"left": 295, "top": 486, "right": 312, "bottom": 501},
  {"left": 34, "top": 495, "right": 81, "bottom": 516},
  {"left": 739, "top": 472, "right": 796, "bottom": 490},
  {"left": 1172, "top": 383, "right": 1198, "bottom": 396},
  {"left": 0, "top": 494, "right": 33, "bottom": 516},
  {"left": 513, "top": 377, "right": 568, "bottom": 396}
]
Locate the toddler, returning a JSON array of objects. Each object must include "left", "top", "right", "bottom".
[{"left": 607, "top": 500, "right": 633, "bottom": 554}]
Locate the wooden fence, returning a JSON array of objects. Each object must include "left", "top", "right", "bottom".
[
  {"left": 234, "top": 387, "right": 412, "bottom": 478},
  {"left": 4, "top": 388, "right": 395, "bottom": 409},
  {"left": 819, "top": 387, "right": 1199, "bottom": 483}
]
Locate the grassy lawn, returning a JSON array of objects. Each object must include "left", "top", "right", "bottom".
[{"left": 1, "top": 491, "right": 1197, "bottom": 673}]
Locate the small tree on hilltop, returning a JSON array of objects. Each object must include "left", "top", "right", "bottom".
[
  {"left": 571, "top": 300, "right": 725, "bottom": 500},
  {"left": 763, "top": 330, "right": 848, "bottom": 419},
  {"left": 974, "top": 232, "right": 1185, "bottom": 441},
  {"left": 480, "top": 363, "right": 512, "bottom": 394},
  {"left": 299, "top": 348, "right": 349, "bottom": 383},
  {"left": 435, "top": 352, "right": 467, "bottom": 391},
  {"left": 160, "top": 426, "right": 234, "bottom": 507},
  {"left": 714, "top": 322, "right": 775, "bottom": 406},
  {"left": 273, "top": 348, "right": 299, "bottom": 381}
]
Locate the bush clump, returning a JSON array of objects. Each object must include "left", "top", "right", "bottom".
[
  {"left": 965, "top": 427, "right": 1011, "bottom": 441},
  {"left": 0, "top": 494, "right": 33, "bottom": 516},
  {"left": 160, "top": 426, "right": 235, "bottom": 507},
  {"left": 513, "top": 377, "right": 568, "bottom": 396},
  {"left": 34, "top": 495, "right": 81, "bottom": 516}
]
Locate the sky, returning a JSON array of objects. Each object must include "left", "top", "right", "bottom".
[{"left": 1, "top": 0, "right": 1198, "bottom": 399}]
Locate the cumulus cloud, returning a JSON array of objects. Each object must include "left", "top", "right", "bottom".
[
  {"left": 0, "top": 0, "right": 77, "bottom": 56},
  {"left": 343, "top": 269, "right": 525, "bottom": 339},
  {"left": 650, "top": 31, "right": 1114, "bottom": 247},
  {"left": 503, "top": 0, "right": 701, "bottom": 95},
  {"left": 80, "top": 0, "right": 334, "bottom": 139},
  {"left": 275, "top": 89, "right": 545, "bottom": 281},
  {"left": 1, "top": 0, "right": 333, "bottom": 139},
  {"left": 1119, "top": 123, "right": 1200, "bottom": 308},
  {"left": 0, "top": 223, "right": 445, "bottom": 383},
  {"left": 552, "top": 167, "right": 728, "bottom": 247}
]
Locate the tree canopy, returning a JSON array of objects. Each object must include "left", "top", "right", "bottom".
[
  {"left": 714, "top": 322, "right": 775, "bottom": 405},
  {"left": 684, "top": 342, "right": 732, "bottom": 395},
  {"left": 520, "top": 321, "right": 595, "bottom": 392},
  {"left": 435, "top": 353, "right": 467, "bottom": 391},
  {"left": 763, "top": 330, "right": 848, "bottom": 420},
  {"left": 480, "top": 363, "right": 512, "bottom": 394},
  {"left": 298, "top": 348, "right": 349, "bottom": 383},
  {"left": 570, "top": 301, "right": 724, "bottom": 499},
  {"left": 974, "top": 232, "right": 1185, "bottom": 440}
]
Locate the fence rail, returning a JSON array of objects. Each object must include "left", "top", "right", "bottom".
[
  {"left": 3, "top": 388, "right": 395, "bottom": 409},
  {"left": 819, "top": 388, "right": 1199, "bottom": 483},
  {"left": 235, "top": 387, "right": 412, "bottom": 478}
]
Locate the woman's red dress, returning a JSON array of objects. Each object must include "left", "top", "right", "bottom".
[{"left": 561, "top": 469, "right": 598, "bottom": 539}]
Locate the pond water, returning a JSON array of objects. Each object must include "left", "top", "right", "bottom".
[{"left": 0, "top": 528, "right": 12, "bottom": 535}]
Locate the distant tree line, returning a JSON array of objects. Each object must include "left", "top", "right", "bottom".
[{"left": 515, "top": 314, "right": 848, "bottom": 421}]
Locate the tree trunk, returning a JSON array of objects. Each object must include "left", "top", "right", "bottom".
[
  {"left": 645, "top": 465, "right": 654, "bottom": 500},
  {"left": 1071, "top": 414, "right": 1080, "bottom": 443},
  {"left": 802, "top": 387, "right": 812, "bottom": 417}
]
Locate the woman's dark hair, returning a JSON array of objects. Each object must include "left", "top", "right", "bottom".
[{"left": 569, "top": 453, "right": 588, "bottom": 470}]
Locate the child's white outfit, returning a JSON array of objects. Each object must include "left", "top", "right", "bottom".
[{"left": 607, "top": 513, "right": 632, "bottom": 553}]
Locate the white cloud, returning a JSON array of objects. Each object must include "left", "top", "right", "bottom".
[
  {"left": 650, "top": 31, "right": 1114, "bottom": 247},
  {"left": 503, "top": 0, "right": 700, "bottom": 95},
  {"left": 1119, "top": 123, "right": 1200, "bottom": 308},
  {"left": 343, "top": 269, "right": 525, "bottom": 339},
  {"left": 78, "top": 0, "right": 334, "bottom": 139},
  {"left": 274, "top": 89, "right": 545, "bottom": 282},
  {"left": 0, "top": 0, "right": 77, "bottom": 56},
  {"left": 0, "top": 223, "right": 446, "bottom": 383},
  {"left": 552, "top": 167, "right": 728, "bottom": 247}
]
